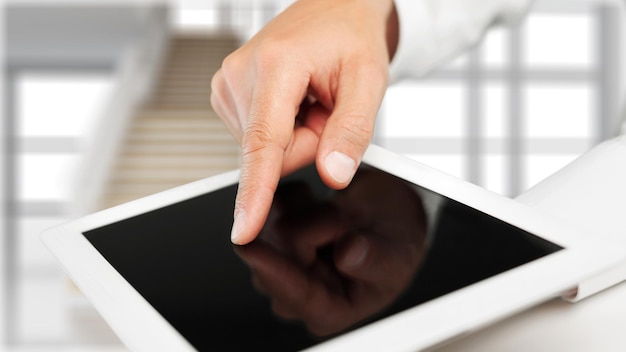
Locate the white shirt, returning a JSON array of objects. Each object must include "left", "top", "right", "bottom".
[{"left": 389, "top": 0, "right": 531, "bottom": 81}]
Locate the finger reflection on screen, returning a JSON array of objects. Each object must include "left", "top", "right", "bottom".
[{"left": 235, "top": 167, "right": 428, "bottom": 336}]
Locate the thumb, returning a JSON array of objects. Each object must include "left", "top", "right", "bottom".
[{"left": 316, "top": 64, "right": 387, "bottom": 189}]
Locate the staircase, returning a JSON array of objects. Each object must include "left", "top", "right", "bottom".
[
  {"left": 69, "top": 34, "right": 242, "bottom": 346},
  {"left": 100, "top": 34, "right": 241, "bottom": 209}
]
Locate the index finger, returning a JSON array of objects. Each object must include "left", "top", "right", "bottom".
[{"left": 230, "top": 67, "right": 309, "bottom": 245}]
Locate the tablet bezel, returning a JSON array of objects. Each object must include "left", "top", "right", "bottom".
[{"left": 41, "top": 144, "right": 625, "bottom": 352}]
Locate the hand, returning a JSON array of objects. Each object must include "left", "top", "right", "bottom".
[
  {"left": 235, "top": 167, "right": 427, "bottom": 336},
  {"left": 210, "top": 0, "right": 399, "bottom": 244}
]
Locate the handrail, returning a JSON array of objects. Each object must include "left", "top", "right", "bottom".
[{"left": 71, "top": 5, "right": 170, "bottom": 216}]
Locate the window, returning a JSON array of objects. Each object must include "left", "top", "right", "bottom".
[
  {"left": 378, "top": 2, "right": 623, "bottom": 197},
  {"left": 7, "top": 72, "right": 113, "bottom": 346}
]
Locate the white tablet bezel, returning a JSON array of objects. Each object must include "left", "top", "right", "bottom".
[{"left": 42, "top": 144, "right": 625, "bottom": 352}]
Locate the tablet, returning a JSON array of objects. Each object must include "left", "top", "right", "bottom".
[{"left": 41, "top": 144, "right": 624, "bottom": 352}]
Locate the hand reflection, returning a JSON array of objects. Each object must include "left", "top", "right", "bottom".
[{"left": 235, "top": 167, "right": 428, "bottom": 336}]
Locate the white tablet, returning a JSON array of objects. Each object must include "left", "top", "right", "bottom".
[{"left": 42, "top": 144, "right": 624, "bottom": 352}]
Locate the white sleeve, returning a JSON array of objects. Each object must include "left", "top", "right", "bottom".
[{"left": 389, "top": 0, "right": 532, "bottom": 82}]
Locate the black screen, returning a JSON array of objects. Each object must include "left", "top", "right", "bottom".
[{"left": 84, "top": 164, "right": 561, "bottom": 351}]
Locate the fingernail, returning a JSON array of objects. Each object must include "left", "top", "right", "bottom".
[
  {"left": 231, "top": 210, "right": 246, "bottom": 244},
  {"left": 324, "top": 151, "right": 356, "bottom": 184}
]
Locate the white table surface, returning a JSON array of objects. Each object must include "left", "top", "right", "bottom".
[
  {"left": 443, "top": 135, "right": 626, "bottom": 351},
  {"left": 441, "top": 281, "right": 626, "bottom": 351}
]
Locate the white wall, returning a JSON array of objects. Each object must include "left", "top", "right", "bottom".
[{"left": 6, "top": 3, "right": 157, "bottom": 67}]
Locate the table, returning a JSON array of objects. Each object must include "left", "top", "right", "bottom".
[{"left": 444, "top": 135, "right": 626, "bottom": 351}]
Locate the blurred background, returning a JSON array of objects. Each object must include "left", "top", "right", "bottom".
[{"left": 1, "top": 0, "right": 625, "bottom": 351}]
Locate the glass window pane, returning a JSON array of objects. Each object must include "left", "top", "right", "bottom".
[
  {"left": 174, "top": 9, "right": 219, "bottom": 29},
  {"left": 524, "top": 14, "right": 593, "bottom": 68},
  {"left": 482, "top": 154, "right": 510, "bottom": 196},
  {"left": 482, "top": 27, "right": 509, "bottom": 67},
  {"left": 383, "top": 82, "right": 466, "bottom": 138},
  {"left": 482, "top": 83, "right": 509, "bottom": 138},
  {"left": 524, "top": 84, "right": 593, "bottom": 138},
  {"left": 17, "top": 73, "right": 113, "bottom": 138},
  {"left": 17, "top": 154, "right": 79, "bottom": 201}
]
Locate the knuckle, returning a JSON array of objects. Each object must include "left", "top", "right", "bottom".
[
  {"left": 336, "top": 114, "right": 374, "bottom": 151},
  {"left": 241, "top": 120, "right": 275, "bottom": 156},
  {"left": 209, "top": 87, "right": 220, "bottom": 111},
  {"left": 347, "top": 58, "right": 389, "bottom": 88},
  {"left": 255, "top": 37, "right": 285, "bottom": 63},
  {"left": 220, "top": 51, "right": 241, "bottom": 75},
  {"left": 220, "top": 50, "right": 248, "bottom": 85},
  {"left": 252, "top": 36, "right": 295, "bottom": 73},
  {"left": 209, "top": 72, "right": 224, "bottom": 105}
]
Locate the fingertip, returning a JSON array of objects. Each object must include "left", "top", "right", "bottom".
[
  {"left": 230, "top": 182, "right": 274, "bottom": 245},
  {"left": 230, "top": 202, "right": 269, "bottom": 245},
  {"left": 230, "top": 210, "right": 249, "bottom": 245}
]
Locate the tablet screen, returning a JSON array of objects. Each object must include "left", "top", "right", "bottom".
[{"left": 84, "top": 164, "right": 561, "bottom": 351}]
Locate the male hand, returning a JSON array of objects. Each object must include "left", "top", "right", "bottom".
[{"left": 210, "top": 0, "right": 399, "bottom": 244}]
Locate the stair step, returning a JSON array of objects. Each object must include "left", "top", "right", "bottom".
[
  {"left": 122, "top": 143, "right": 240, "bottom": 156},
  {"left": 160, "top": 69, "right": 217, "bottom": 74},
  {"left": 151, "top": 92, "right": 211, "bottom": 103},
  {"left": 156, "top": 73, "right": 217, "bottom": 80},
  {"left": 172, "top": 40, "right": 238, "bottom": 47},
  {"left": 160, "top": 68, "right": 216, "bottom": 74},
  {"left": 107, "top": 178, "right": 234, "bottom": 198},
  {"left": 133, "top": 113, "right": 223, "bottom": 122},
  {"left": 156, "top": 83, "right": 213, "bottom": 91},
  {"left": 150, "top": 92, "right": 212, "bottom": 100},
  {"left": 106, "top": 182, "right": 233, "bottom": 201},
  {"left": 169, "top": 49, "right": 234, "bottom": 55},
  {"left": 131, "top": 121, "right": 226, "bottom": 132},
  {"left": 172, "top": 39, "right": 238, "bottom": 45},
  {"left": 155, "top": 78, "right": 215, "bottom": 86},
  {"left": 135, "top": 108, "right": 218, "bottom": 117},
  {"left": 153, "top": 84, "right": 213, "bottom": 91},
  {"left": 152, "top": 88, "right": 213, "bottom": 96},
  {"left": 166, "top": 54, "right": 227, "bottom": 61},
  {"left": 111, "top": 169, "right": 234, "bottom": 183},
  {"left": 158, "top": 77, "right": 215, "bottom": 84},
  {"left": 144, "top": 103, "right": 214, "bottom": 110},
  {"left": 99, "top": 35, "right": 239, "bottom": 210},
  {"left": 134, "top": 111, "right": 224, "bottom": 120},
  {"left": 117, "top": 154, "right": 238, "bottom": 167},
  {"left": 147, "top": 99, "right": 213, "bottom": 106},
  {"left": 122, "top": 139, "right": 238, "bottom": 150},
  {"left": 112, "top": 168, "right": 236, "bottom": 182},
  {"left": 172, "top": 40, "right": 238, "bottom": 46},
  {"left": 150, "top": 94, "right": 212, "bottom": 102}
]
